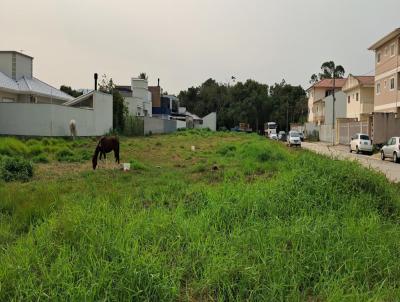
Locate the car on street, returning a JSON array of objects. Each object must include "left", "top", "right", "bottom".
[
  {"left": 381, "top": 137, "right": 400, "bottom": 163},
  {"left": 269, "top": 132, "right": 278, "bottom": 140},
  {"left": 349, "top": 133, "right": 373, "bottom": 155},
  {"left": 287, "top": 131, "right": 301, "bottom": 147},
  {"left": 278, "top": 131, "right": 286, "bottom": 141}
]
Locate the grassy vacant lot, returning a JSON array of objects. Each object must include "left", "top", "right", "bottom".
[{"left": 1, "top": 130, "right": 400, "bottom": 301}]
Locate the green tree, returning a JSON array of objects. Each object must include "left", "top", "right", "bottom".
[
  {"left": 138, "top": 72, "right": 148, "bottom": 80},
  {"left": 60, "top": 85, "right": 83, "bottom": 98},
  {"left": 310, "top": 61, "right": 346, "bottom": 83},
  {"left": 98, "top": 74, "right": 128, "bottom": 133},
  {"left": 179, "top": 78, "right": 306, "bottom": 132}
]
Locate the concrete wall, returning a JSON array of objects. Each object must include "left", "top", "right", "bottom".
[
  {"left": 0, "top": 91, "right": 112, "bottom": 136},
  {"left": 372, "top": 112, "right": 400, "bottom": 144},
  {"left": 0, "top": 52, "right": 12, "bottom": 78},
  {"left": 143, "top": 117, "right": 177, "bottom": 135},
  {"left": 124, "top": 96, "right": 139, "bottom": 117},
  {"left": 15, "top": 53, "right": 33, "bottom": 80},
  {"left": 176, "top": 120, "right": 186, "bottom": 129},
  {"left": 0, "top": 52, "right": 32, "bottom": 80},
  {"left": 323, "top": 91, "right": 346, "bottom": 125},
  {"left": 200, "top": 112, "right": 217, "bottom": 131},
  {"left": 319, "top": 124, "right": 335, "bottom": 143}
]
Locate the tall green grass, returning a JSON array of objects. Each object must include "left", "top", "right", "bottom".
[{"left": 0, "top": 133, "right": 400, "bottom": 300}]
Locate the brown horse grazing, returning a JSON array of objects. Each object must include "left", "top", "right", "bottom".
[{"left": 92, "top": 136, "right": 120, "bottom": 170}]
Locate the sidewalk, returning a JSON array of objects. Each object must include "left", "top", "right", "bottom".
[{"left": 302, "top": 142, "right": 400, "bottom": 183}]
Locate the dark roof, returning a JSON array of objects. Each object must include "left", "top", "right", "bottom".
[{"left": 115, "top": 85, "right": 132, "bottom": 93}]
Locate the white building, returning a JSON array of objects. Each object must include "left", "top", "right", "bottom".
[
  {"left": 0, "top": 51, "right": 73, "bottom": 104},
  {"left": 0, "top": 50, "right": 113, "bottom": 136},
  {"left": 116, "top": 78, "right": 152, "bottom": 117}
]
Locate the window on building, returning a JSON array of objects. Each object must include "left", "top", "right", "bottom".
[
  {"left": 356, "top": 93, "right": 359, "bottom": 101},
  {"left": 376, "top": 82, "right": 381, "bottom": 95},
  {"left": 390, "top": 43, "right": 395, "bottom": 57},
  {"left": 377, "top": 52, "right": 381, "bottom": 63},
  {"left": 347, "top": 96, "right": 350, "bottom": 104},
  {"left": 390, "top": 77, "right": 395, "bottom": 90}
]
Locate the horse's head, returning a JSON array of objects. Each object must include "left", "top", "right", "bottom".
[
  {"left": 92, "top": 146, "right": 100, "bottom": 170},
  {"left": 92, "top": 155, "right": 98, "bottom": 170}
]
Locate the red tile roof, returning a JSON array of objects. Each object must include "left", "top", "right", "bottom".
[
  {"left": 309, "top": 78, "right": 347, "bottom": 90},
  {"left": 354, "top": 76, "right": 374, "bottom": 86}
]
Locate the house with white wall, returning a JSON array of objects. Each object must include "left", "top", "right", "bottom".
[
  {"left": 0, "top": 51, "right": 73, "bottom": 104},
  {"left": 0, "top": 51, "right": 113, "bottom": 136},
  {"left": 116, "top": 78, "right": 152, "bottom": 117}
]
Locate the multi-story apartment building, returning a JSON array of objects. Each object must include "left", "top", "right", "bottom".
[
  {"left": 368, "top": 28, "right": 400, "bottom": 114},
  {"left": 307, "top": 78, "right": 347, "bottom": 125},
  {"left": 342, "top": 75, "right": 374, "bottom": 121}
]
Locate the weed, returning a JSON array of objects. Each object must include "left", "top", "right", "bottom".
[{"left": 0, "top": 156, "right": 33, "bottom": 182}]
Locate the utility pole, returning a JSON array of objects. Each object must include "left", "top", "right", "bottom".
[
  {"left": 332, "top": 74, "right": 336, "bottom": 145},
  {"left": 286, "top": 97, "right": 289, "bottom": 131}
]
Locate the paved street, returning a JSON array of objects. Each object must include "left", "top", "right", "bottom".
[{"left": 302, "top": 142, "right": 400, "bottom": 183}]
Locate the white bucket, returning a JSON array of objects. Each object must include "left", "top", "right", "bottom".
[
  {"left": 123, "top": 163, "right": 131, "bottom": 171},
  {"left": 191, "top": 145, "right": 196, "bottom": 151}
]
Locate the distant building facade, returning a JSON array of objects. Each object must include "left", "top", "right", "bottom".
[
  {"left": 368, "top": 28, "right": 400, "bottom": 113},
  {"left": 116, "top": 78, "right": 152, "bottom": 117},
  {"left": 307, "top": 78, "right": 347, "bottom": 125},
  {"left": 0, "top": 51, "right": 73, "bottom": 105},
  {"left": 342, "top": 75, "right": 374, "bottom": 121}
]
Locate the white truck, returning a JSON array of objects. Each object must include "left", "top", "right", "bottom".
[{"left": 264, "top": 122, "right": 278, "bottom": 138}]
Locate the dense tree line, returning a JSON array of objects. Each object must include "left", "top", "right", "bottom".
[{"left": 178, "top": 79, "right": 307, "bottom": 132}]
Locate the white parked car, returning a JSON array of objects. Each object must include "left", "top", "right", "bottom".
[
  {"left": 287, "top": 131, "right": 301, "bottom": 147},
  {"left": 381, "top": 137, "right": 400, "bottom": 163},
  {"left": 349, "top": 133, "right": 373, "bottom": 155},
  {"left": 269, "top": 132, "right": 278, "bottom": 140}
]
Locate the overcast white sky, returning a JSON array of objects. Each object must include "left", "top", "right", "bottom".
[{"left": 1, "top": 0, "right": 399, "bottom": 94}]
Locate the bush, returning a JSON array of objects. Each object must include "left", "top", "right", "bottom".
[
  {"left": 32, "top": 154, "right": 49, "bottom": 163},
  {"left": 0, "top": 156, "right": 33, "bottom": 182},
  {"left": 217, "top": 144, "right": 236, "bottom": 156},
  {"left": 123, "top": 116, "right": 144, "bottom": 136},
  {"left": 28, "top": 145, "right": 44, "bottom": 156},
  {"left": 56, "top": 148, "right": 76, "bottom": 162},
  {"left": 0, "top": 138, "right": 29, "bottom": 156}
]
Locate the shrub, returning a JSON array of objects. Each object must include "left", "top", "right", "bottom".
[
  {"left": 0, "top": 138, "right": 29, "bottom": 156},
  {"left": 0, "top": 156, "right": 33, "bottom": 182},
  {"left": 28, "top": 145, "right": 44, "bottom": 156},
  {"left": 32, "top": 154, "right": 49, "bottom": 163},
  {"left": 55, "top": 148, "right": 76, "bottom": 162},
  {"left": 217, "top": 144, "right": 236, "bottom": 156},
  {"left": 25, "top": 139, "right": 41, "bottom": 146}
]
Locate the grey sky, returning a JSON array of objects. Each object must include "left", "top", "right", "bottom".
[{"left": 1, "top": 0, "right": 399, "bottom": 94}]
